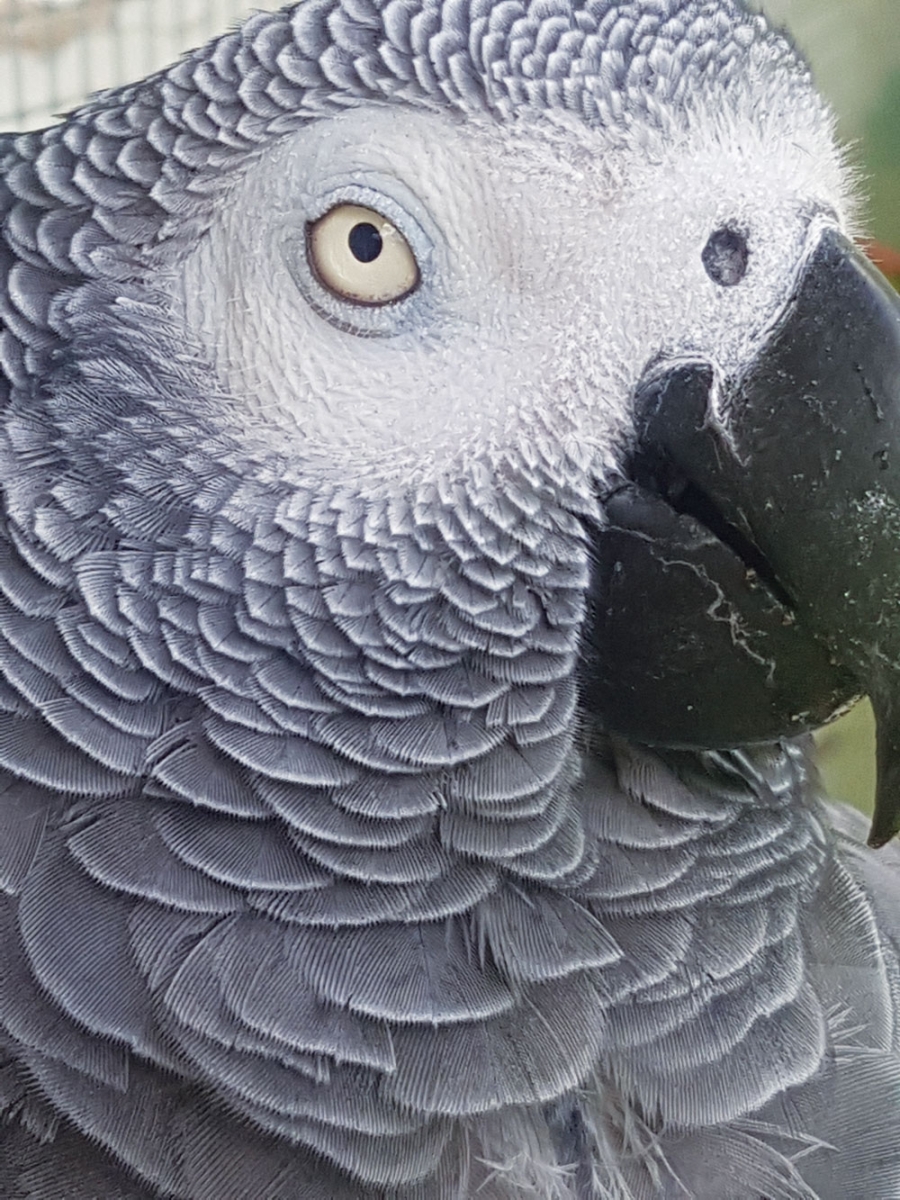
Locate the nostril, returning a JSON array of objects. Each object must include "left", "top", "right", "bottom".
[{"left": 703, "top": 227, "right": 750, "bottom": 287}]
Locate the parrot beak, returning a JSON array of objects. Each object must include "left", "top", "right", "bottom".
[{"left": 583, "top": 227, "right": 900, "bottom": 847}]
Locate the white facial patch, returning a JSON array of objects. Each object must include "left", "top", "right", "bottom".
[{"left": 168, "top": 79, "right": 856, "bottom": 492}]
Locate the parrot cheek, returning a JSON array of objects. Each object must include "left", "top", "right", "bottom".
[{"left": 583, "top": 227, "right": 900, "bottom": 846}]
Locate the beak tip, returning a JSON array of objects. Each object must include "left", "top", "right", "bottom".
[
  {"left": 866, "top": 782, "right": 900, "bottom": 850},
  {"left": 865, "top": 688, "right": 900, "bottom": 849},
  {"left": 866, "top": 827, "right": 894, "bottom": 851}
]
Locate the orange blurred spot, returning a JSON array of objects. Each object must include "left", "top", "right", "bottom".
[{"left": 865, "top": 240, "right": 900, "bottom": 279}]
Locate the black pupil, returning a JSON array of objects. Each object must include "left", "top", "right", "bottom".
[
  {"left": 702, "top": 227, "right": 749, "bottom": 287},
  {"left": 348, "top": 222, "right": 383, "bottom": 264}
]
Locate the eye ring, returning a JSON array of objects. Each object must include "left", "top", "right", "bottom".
[
  {"left": 307, "top": 203, "right": 420, "bottom": 307},
  {"left": 702, "top": 227, "right": 750, "bottom": 287},
  {"left": 283, "top": 182, "right": 434, "bottom": 337}
]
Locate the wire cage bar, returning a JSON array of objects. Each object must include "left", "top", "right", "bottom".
[{"left": 0, "top": 0, "right": 283, "bottom": 132}]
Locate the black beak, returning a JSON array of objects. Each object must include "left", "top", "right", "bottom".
[{"left": 583, "top": 228, "right": 900, "bottom": 847}]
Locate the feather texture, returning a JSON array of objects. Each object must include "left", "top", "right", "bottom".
[{"left": 0, "top": 0, "right": 895, "bottom": 1197}]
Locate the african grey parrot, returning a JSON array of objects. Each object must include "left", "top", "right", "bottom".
[{"left": 1, "top": 0, "right": 900, "bottom": 1196}]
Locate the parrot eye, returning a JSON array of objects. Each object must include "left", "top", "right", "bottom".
[
  {"left": 702, "top": 227, "right": 749, "bottom": 287},
  {"left": 308, "top": 203, "right": 419, "bottom": 306}
]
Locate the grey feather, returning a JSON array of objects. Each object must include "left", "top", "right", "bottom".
[{"left": 0, "top": 0, "right": 897, "bottom": 1197}]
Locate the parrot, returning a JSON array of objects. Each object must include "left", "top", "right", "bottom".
[{"left": 1, "top": 0, "right": 900, "bottom": 1196}]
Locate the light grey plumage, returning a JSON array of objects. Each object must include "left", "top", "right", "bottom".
[{"left": 1, "top": 1, "right": 900, "bottom": 1197}]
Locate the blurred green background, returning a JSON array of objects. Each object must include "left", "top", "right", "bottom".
[
  {"left": 757, "top": 0, "right": 899, "bottom": 814},
  {"left": 760, "top": 0, "right": 900, "bottom": 254}
]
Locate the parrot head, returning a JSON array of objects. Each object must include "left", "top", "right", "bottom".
[{"left": 150, "top": 2, "right": 900, "bottom": 840}]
